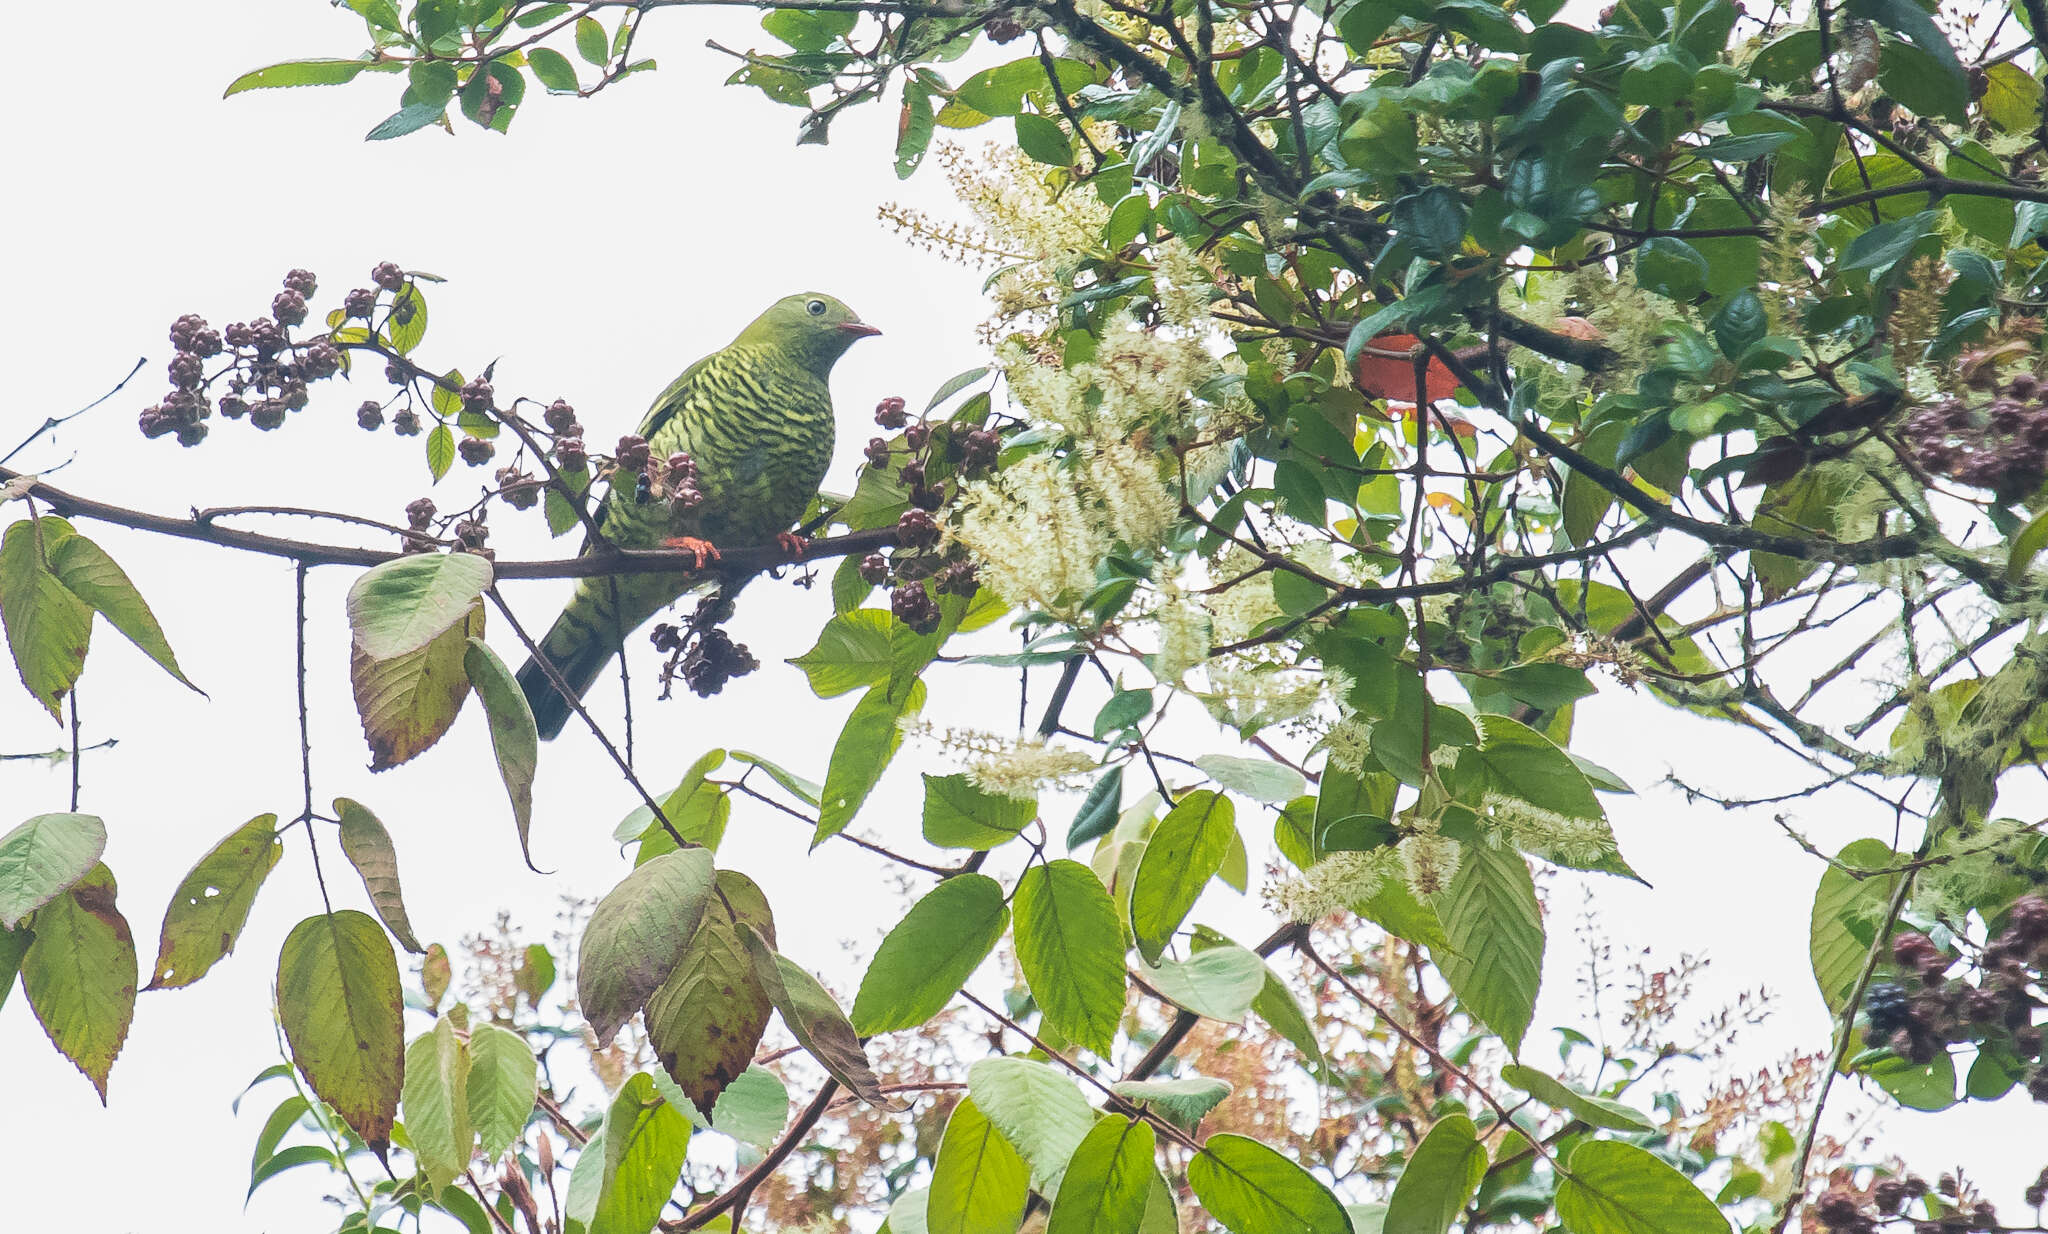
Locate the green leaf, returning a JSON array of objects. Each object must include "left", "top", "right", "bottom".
[
  {"left": 788, "top": 608, "right": 893, "bottom": 697},
  {"left": 730, "top": 749, "right": 821, "bottom": 806},
  {"left": 1138, "top": 944, "right": 1266, "bottom": 1021},
  {"left": 347, "top": 552, "right": 495, "bottom": 661},
  {"left": 1014, "top": 859, "right": 1125, "bottom": 1055},
  {"left": 427, "top": 422, "right": 455, "bottom": 480},
  {"left": 1252, "top": 967, "right": 1324, "bottom": 1069},
  {"left": 350, "top": 600, "right": 481, "bottom": 771},
  {"left": 1499, "top": 1063, "right": 1655, "bottom": 1131},
  {"left": 616, "top": 748, "right": 727, "bottom": 845},
  {"left": 467, "top": 1020, "right": 538, "bottom": 1163},
  {"left": 1634, "top": 237, "right": 1710, "bottom": 301},
  {"left": 1385, "top": 1115, "right": 1486, "bottom": 1234},
  {"left": 463, "top": 638, "right": 541, "bottom": 871},
  {"left": 44, "top": 528, "right": 198, "bottom": 692},
  {"left": 1470, "top": 715, "right": 1604, "bottom": 819},
  {"left": 737, "top": 924, "right": 886, "bottom": 1105},
  {"left": 224, "top": 58, "right": 376, "bottom": 96},
  {"left": 929, "top": 1097, "right": 1030, "bottom": 1234},
  {"left": 967, "top": 1056, "right": 1097, "bottom": 1197},
  {"left": 645, "top": 870, "right": 774, "bottom": 1114},
  {"left": 1845, "top": 0, "right": 1963, "bottom": 80},
  {"left": 515, "top": 942, "right": 556, "bottom": 1007},
  {"left": 578, "top": 848, "right": 717, "bottom": 1048},
  {"left": 277, "top": 909, "right": 403, "bottom": 1151},
  {"left": 1809, "top": 838, "right": 1907, "bottom": 1013},
  {"left": 564, "top": 1126, "right": 606, "bottom": 1225},
  {"left": 1131, "top": 790, "right": 1236, "bottom": 963},
  {"left": 19, "top": 863, "right": 134, "bottom": 1101},
  {"left": 1431, "top": 841, "right": 1542, "bottom": 1054},
  {"left": 248, "top": 1092, "right": 310, "bottom": 1178},
  {"left": 1067, "top": 765, "right": 1125, "bottom": 848},
  {"left": 1188, "top": 1133, "right": 1351, "bottom": 1234},
  {"left": 1982, "top": 61, "right": 2042, "bottom": 134},
  {"left": 1865, "top": 1047, "right": 1958, "bottom": 1111},
  {"left": 575, "top": 15, "right": 609, "bottom": 64},
  {"left": 853, "top": 874, "right": 1009, "bottom": 1034},
  {"left": 923, "top": 773, "right": 1035, "bottom": 849},
  {"left": 814, "top": 680, "right": 925, "bottom": 846},
  {"left": 333, "top": 798, "right": 425, "bottom": 954},
  {"left": 368, "top": 101, "right": 446, "bottom": 141},
  {"left": 1015, "top": 112, "right": 1074, "bottom": 165},
  {"left": 1838, "top": 209, "right": 1939, "bottom": 278},
  {"left": 710, "top": 1065, "right": 788, "bottom": 1150},
  {"left": 0, "top": 812, "right": 106, "bottom": 929},
  {"left": 403, "top": 1015, "right": 474, "bottom": 1192},
  {"left": 1047, "top": 1116, "right": 1154, "bottom": 1234},
  {"left": 528, "top": 47, "right": 580, "bottom": 92},
  {"left": 1109, "top": 1076, "right": 1230, "bottom": 1128},
  {"left": 1194, "top": 755, "right": 1306, "bottom": 805},
  {"left": 0, "top": 922, "right": 28, "bottom": 1015},
  {"left": 592, "top": 1073, "right": 692, "bottom": 1234},
  {"left": 0, "top": 518, "right": 94, "bottom": 719},
  {"left": 146, "top": 813, "right": 281, "bottom": 988},
  {"left": 1555, "top": 1139, "right": 1730, "bottom": 1234},
  {"left": 246, "top": 1144, "right": 340, "bottom": 1200}
]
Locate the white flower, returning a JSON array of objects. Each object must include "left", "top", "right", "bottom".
[
  {"left": 1267, "top": 850, "right": 1398, "bottom": 922},
  {"left": 951, "top": 453, "right": 1111, "bottom": 617}
]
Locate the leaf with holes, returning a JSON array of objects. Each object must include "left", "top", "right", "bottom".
[{"left": 147, "top": 813, "right": 281, "bottom": 988}]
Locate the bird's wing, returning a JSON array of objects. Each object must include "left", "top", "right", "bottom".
[{"left": 635, "top": 352, "right": 714, "bottom": 442}]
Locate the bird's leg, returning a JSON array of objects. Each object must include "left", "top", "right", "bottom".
[
  {"left": 661, "top": 536, "right": 722, "bottom": 569},
  {"left": 775, "top": 531, "right": 810, "bottom": 561}
]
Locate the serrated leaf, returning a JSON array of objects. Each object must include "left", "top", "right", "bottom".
[
  {"left": 929, "top": 1097, "right": 1030, "bottom": 1234},
  {"left": 224, "top": 58, "right": 376, "bottom": 96},
  {"left": 403, "top": 1014, "right": 473, "bottom": 1192},
  {"left": 738, "top": 924, "right": 885, "bottom": 1106},
  {"left": 1138, "top": 944, "right": 1265, "bottom": 1021},
  {"left": 19, "top": 863, "right": 134, "bottom": 1101},
  {"left": 467, "top": 1020, "right": 538, "bottom": 1163},
  {"left": 1470, "top": 715, "right": 1604, "bottom": 819},
  {"left": 577, "top": 848, "right": 717, "bottom": 1048},
  {"left": 1131, "top": 790, "right": 1236, "bottom": 963},
  {"left": 0, "top": 812, "right": 106, "bottom": 929},
  {"left": 1431, "top": 842, "right": 1542, "bottom": 1055},
  {"left": 592, "top": 1073, "right": 691, "bottom": 1234},
  {"left": 334, "top": 798, "right": 425, "bottom": 954},
  {"left": 0, "top": 517, "right": 94, "bottom": 718},
  {"left": 1110, "top": 1076, "right": 1231, "bottom": 1128},
  {"left": 1047, "top": 1116, "right": 1154, "bottom": 1234},
  {"left": 347, "top": 552, "right": 495, "bottom": 661},
  {"left": 923, "top": 773, "right": 1036, "bottom": 849},
  {"left": 1384, "top": 1114, "right": 1486, "bottom": 1234},
  {"left": 427, "top": 423, "right": 455, "bottom": 481},
  {"left": 277, "top": 909, "right": 403, "bottom": 1151},
  {"left": 1188, "top": 1133, "right": 1350, "bottom": 1234},
  {"left": 967, "top": 1056, "right": 1096, "bottom": 1197},
  {"left": 1014, "top": 860, "right": 1126, "bottom": 1056},
  {"left": 1555, "top": 1139, "right": 1729, "bottom": 1234},
  {"left": 44, "top": 527, "right": 198, "bottom": 692},
  {"left": 645, "top": 870, "right": 774, "bottom": 1113},
  {"left": 814, "top": 680, "right": 924, "bottom": 846},
  {"left": 463, "top": 638, "right": 541, "bottom": 871},
  {"left": 351, "top": 601, "right": 482, "bottom": 770},
  {"left": 853, "top": 874, "right": 1009, "bottom": 1034},
  {"left": 367, "top": 101, "right": 446, "bottom": 141},
  {"left": 146, "top": 813, "right": 281, "bottom": 988},
  {"left": 788, "top": 608, "right": 894, "bottom": 698}
]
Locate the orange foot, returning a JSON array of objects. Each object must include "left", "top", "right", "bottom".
[
  {"left": 661, "top": 536, "right": 722, "bottom": 569},
  {"left": 775, "top": 531, "right": 810, "bottom": 561}
]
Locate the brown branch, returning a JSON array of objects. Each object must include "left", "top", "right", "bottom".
[{"left": 667, "top": 1079, "right": 839, "bottom": 1232}]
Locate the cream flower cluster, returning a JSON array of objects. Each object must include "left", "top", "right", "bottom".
[{"left": 899, "top": 719, "right": 1098, "bottom": 800}]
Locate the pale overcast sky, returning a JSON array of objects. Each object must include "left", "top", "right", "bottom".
[{"left": 2, "top": 2, "right": 2040, "bottom": 1228}]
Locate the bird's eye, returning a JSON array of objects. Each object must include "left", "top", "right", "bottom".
[{"left": 806, "top": 299, "right": 827, "bottom": 316}]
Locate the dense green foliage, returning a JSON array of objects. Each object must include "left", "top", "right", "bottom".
[{"left": 9, "top": 0, "right": 2048, "bottom": 1231}]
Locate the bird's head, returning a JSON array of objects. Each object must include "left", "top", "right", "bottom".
[{"left": 739, "top": 293, "right": 880, "bottom": 371}]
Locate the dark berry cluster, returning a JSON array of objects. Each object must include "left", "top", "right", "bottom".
[
  {"left": 1863, "top": 900, "right": 2048, "bottom": 1099},
  {"left": 851, "top": 392, "right": 1000, "bottom": 609},
  {"left": 678, "top": 628, "right": 759, "bottom": 697},
  {"left": 1812, "top": 1169, "right": 2012, "bottom": 1233},
  {"left": 1902, "top": 370, "right": 2048, "bottom": 501},
  {"left": 891, "top": 582, "right": 942, "bottom": 633}
]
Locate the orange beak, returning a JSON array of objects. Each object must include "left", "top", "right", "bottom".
[{"left": 837, "top": 322, "right": 882, "bottom": 338}]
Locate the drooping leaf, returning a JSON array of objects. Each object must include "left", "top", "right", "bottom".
[
  {"left": 402, "top": 1014, "right": 474, "bottom": 1192},
  {"left": 44, "top": 528, "right": 198, "bottom": 692},
  {"left": 0, "top": 922, "right": 29, "bottom": 1015},
  {"left": 0, "top": 812, "right": 106, "bottom": 929},
  {"left": 1013, "top": 859, "right": 1126, "bottom": 1056},
  {"left": 467, "top": 1020, "right": 539, "bottom": 1164},
  {"left": 351, "top": 601, "right": 482, "bottom": 770},
  {"left": 346, "top": 551, "right": 494, "bottom": 661},
  {"left": 853, "top": 873, "right": 1009, "bottom": 1034},
  {"left": 738, "top": 924, "right": 886, "bottom": 1106},
  {"left": 463, "top": 638, "right": 541, "bottom": 871},
  {"left": 1110, "top": 1076, "right": 1231, "bottom": 1129},
  {"left": 1131, "top": 790, "right": 1236, "bottom": 963},
  {"left": 0, "top": 518, "right": 94, "bottom": 718},
  {"left": 644, "top": 870, "right": 774, "bottom": 1114},
  {"left": 1252, "top": 965, "right": 1324, "bottom": 1069},
  {"left": 1067, "top": 765, "right": 1125, "bottom": 849},
  {"left": 1383, "top": 1114, "right": 1486, "bottom": 1234},
  {"left": 967, "top": 1056, "right": 1097, "bottom": 1197},
  {"left": 1431, "top": 841, "right": 1542, "bottom": 1055},
  {"left": 1046, "top": 1116, "right": 1154, "bottom": 1234},
  {"left": 815, "top": 680, "right": 925, "bottom": 846},
  {"left": 147, "top": 813, "right": 282, "bottom": 988},
  {"left": 333, "top": 798, "right": 425, "bottom": 954},
  {"left": 928, "top": 1097, "right": 1030, "bottom": 1234},
  {"left": 276, "top": 909, "right": 404, "bottom": 1151},
  {"left": 1187, "top": 1133, "right": 1351, "bottom": 1234},
  {"left": 592, "top": 1072, "right": 692, "bottom": 1234},
  {"left": 577, "top": 847, "right": 717, "bottom": 1047},
  {"left": 730, "top": 748, "right": 822, "bottom": 806},
  {"left": 19, "top": 863, "right": 135, "bottom": 1101},
  {"left": 923, "top": 773, "right": 1036, "bottom": 849},
  {"left": 1554, "top": 1139, "right": 1730, "bottom": 1234}
]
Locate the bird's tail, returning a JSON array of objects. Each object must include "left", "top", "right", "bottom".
[{"left": 516, "top": 575, "right": 662, "bottom": 741}]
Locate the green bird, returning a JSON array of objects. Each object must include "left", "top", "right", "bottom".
[{"left": 516, "top": 292, "right": 878, "bottom": 739}]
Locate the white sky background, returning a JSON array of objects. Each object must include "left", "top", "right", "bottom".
[{"left": 1, "top": 1, "right": 2043, "bottom": 1228}]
